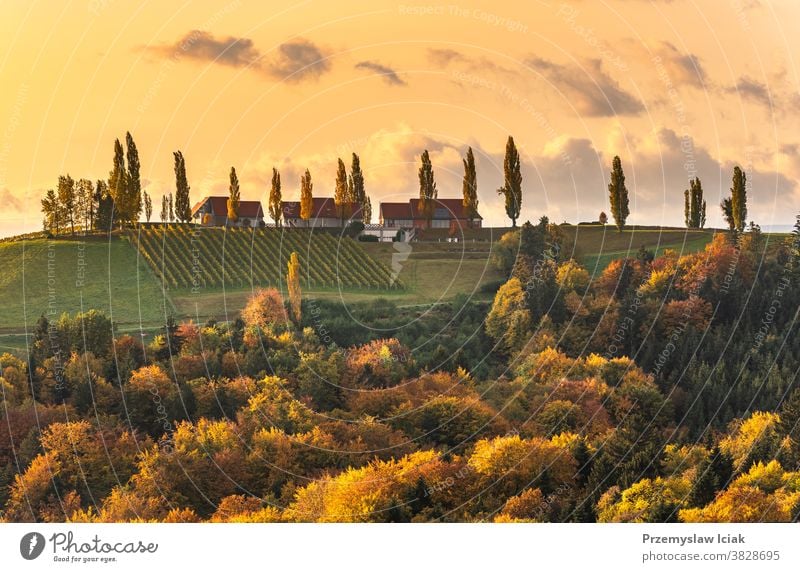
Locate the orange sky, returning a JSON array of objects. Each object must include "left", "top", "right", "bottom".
[{"left": 1, "top": 0, "right": 798, "bottom": 235}]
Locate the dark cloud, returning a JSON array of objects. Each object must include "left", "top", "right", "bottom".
[
  {"left": 152, "top": 30, "right": 260, "bottom": 67},
  {"left": 146, "top": 33, "right": 330, "bottom": 82},
  {"left": 655, "top": 42, "right": 707, "bottom": 88},
  {"left": 355, "top": 61, "right": 407, "bottom": 86},
  {"left": 526, "top": 57, "right": 645, "bottom": 117},
  {"left": 727, "top": 76, "right": 772, "bottom": 109},
  {"left": 264, "top": 39, "right": 331, "bottom": 82},
  {"left": 427, "top": 48, "right": 468, "bottom": 67}
]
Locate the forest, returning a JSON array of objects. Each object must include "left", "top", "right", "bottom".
[{"left": 2, "top": 213, "right": 800, "bottom": 523}]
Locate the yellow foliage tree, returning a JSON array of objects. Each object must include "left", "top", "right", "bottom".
[{"left": 287, "top": 251, "right": 302, "bottom": 323}]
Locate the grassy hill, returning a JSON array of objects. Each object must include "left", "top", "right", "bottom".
[{"left": 0, "top": 236, "right": 169, "bottom": 333}]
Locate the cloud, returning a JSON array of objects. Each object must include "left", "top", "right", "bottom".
[
  {"left": 354, "top": 61, "right": 406, "bottom": 86},
  {"left": 654, "top": 42, "right": 707, "bottom": 88},
  {"left": 526, "top": 57, "right": 644, "bottom": 117},
  {"left": 150, "top": 30, "right": 260, "bottom": 67},
  {"left": 145, "top": 33, "right": 330, "bottom": 82},
  {"left": 727, "top": 76, "right": 772, "bottom": 109},
  {"left": 264, "top": 39, "right": 331, "bottom": 82},
  {"left": 428, "top": 48, "right": 468, "bottom": 67},
  {"left": 0, "top": 188, "right": 24, "bottom": 211}
]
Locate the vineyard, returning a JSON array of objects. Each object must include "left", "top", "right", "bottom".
[{"left": 125, "top": 225, "right": 402, "bottom": 290}]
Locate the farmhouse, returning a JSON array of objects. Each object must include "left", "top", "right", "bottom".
[
  {"left": 379, "top": 198, "right": 481, "bottom": 230},
  {"left": 191, "top": 196, "right": 265, "bottom": 227},
  {"left": 282, "top": 197, "right": 364, "bottom": 228}
]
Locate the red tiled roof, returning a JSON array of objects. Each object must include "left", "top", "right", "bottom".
[
  {"left": 191, "top": 196, "right": 264, "bottom": 218},
  {"left": 380, "top": 198, "right": 481, "bottom": 220},
  {"left": 282, "top": 197, "right": 362, "bottom": 220}
]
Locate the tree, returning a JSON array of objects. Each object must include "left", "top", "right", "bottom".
[
  {"left": 143, "top": 190, "right": 153, "bottom": 223},
  {"left": 287, "top": 252, "right": 302, "bottom": 323},
  {"left": 486, "top": 277, "right": 531, "bottom": 354},
  {"left": 94, "top": 180, "right": 114, "bottom": 232},
  {"left": 108, "top": 139, "right": 126, "bottom": 228},
  {"left": 41, "top": 189, "right": 60, "bottom": 233},
  {"left": 269, "top": 167, "right": 282, "bottom": 227},
  {"left": 721, "top": 197, "right": 735, "bottom": 231},
  {"left": 350, "top": 153, "right": 365, "bottom": 209},
  {"left": 418, "top": 150, "right": 437, "bottom": 227},
  {"left": 599, "top": 211, "right": 608, "bottom": 225},
  {"left": 241, "top": 288, "right": 287, "bottom": 329},
  {"left": 126, "top": 132, "right": 142, "bottom": 224},
  {"left": 173, "top": 151, "right": 191, "bottom": 223},
  {"left": 58, "top": 174, "right": 77, "bottom": 235},
  {"left": 731, "top": 166, "right": 747, "bottom": 233},
  {"left": 462, "top": 146, "right": 479, "bottom": 226},
  {"left": 227, "top": 166, "right": 240, "bottom": 225},
  {"left": 76, "top": 179, "right": 94, "bottom": 231},
  {"left": 168, "top": 192, "right": 174, "bottom": 222},
  {"left": 498, "top": 136, "right": 522, "bottom": 227},
  {"left": 300, "top": 169, "right": 313, "bottom": 223},
  {"left": 684, "top": 177, "right": 706, "bottom": 229},
  {"left": 608, "top": 156, "right": 629, "bottom": 232},
  {"left": 160, "top": 194, "right": 168, "bottom": 222},
  {"left": 334, "top": 158, "right": 349, "bottom": 225},
  {"left": 363, "top": 196, "right": 372, "bottom": 225}
]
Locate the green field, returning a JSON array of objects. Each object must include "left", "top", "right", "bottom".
[
  {"left": 0, "top": 237, "right": 170, "bottom": 333},
  {"left": 0, "top": 225, "right": 731, "bottom": 342}
]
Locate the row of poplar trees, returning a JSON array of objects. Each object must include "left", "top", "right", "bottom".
[{"left": 41, "top": 133, "right": 192, "bottom": 233}]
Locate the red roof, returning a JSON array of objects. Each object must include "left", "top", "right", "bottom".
[
  {"left": 282, "top": 197, "right": 362, "bottom": 220},
  {"left": 380, "top": 198, "right": 481, "bottom": 220},
  {"left": 191, "top": 196, "right": 264, "bottom": 218}
]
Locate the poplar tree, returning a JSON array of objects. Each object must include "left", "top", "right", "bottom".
[
  {"left": 227, "top": 166, "right": 240, "bottom": 225},
  {"left": 160, "top": 195, "right": 168, "bottom": 222},
  {"left": 350, "top": 153, "right": 366, "bottom": 217},
  {"left": 108, "top": 139, "right": 127, "bottom": 228},
  {"left": 334, "top": 158, "right": 349, "bottom": 225},
  {"left": 608, "top": 155, "right": 629, "bottom": 232},
  {"left": 684, "top": 177, "right": 706, "bottom": 229},
  {"left": 269, "top": 167, "right": 282, "bottom": 227},
  {"left": 418, "top": 149, "right": 437, "bottom": 227},
  {"left": 498, "top": 136, "right": 522, "bottom": 227},
  {"left": 731, "top": 166, "right": 747, "bottom": 233},
  {"left": 462, "top": 146, "right": 478, "bottom": 226},
  {"left": 173, "top": 151, "right": 191, "bottom": 223},
  {"left": 58, "top": 174, "right": 77, "bottom": 235},
  {"left": 126, "top": 132, "right": 142, "bottom": 224},
  {"left": 143, "top": 191, "right": 153, "bottom": 223},
  {"left": 95, "top": 180, "right": 114, "bottom": 232},
  {"left": 287, "top": 251, "right": 302, "bottom": 323},
  {"left": 300, "top": 169, "right": 313, "bottom": 223}
]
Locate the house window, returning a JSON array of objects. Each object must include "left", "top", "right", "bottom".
[{"left": 431, "top": 219, "right": 449, "bottom": 228}]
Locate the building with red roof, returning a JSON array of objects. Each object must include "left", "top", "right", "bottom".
[
  {"left": 282, "top": 197, "right": 363, "bottom": 228},
  {"left": 191, "top": 196, "right": 265, "bottom": 227},
  {"left": 379, "top": 198, "right": 481, "bottom": 231}
]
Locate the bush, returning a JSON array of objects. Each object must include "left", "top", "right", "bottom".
[
  {"left": 345, "top": 220, "right": 365, "bottom": 238},
  {"left": 358, "top": 234, "right": 378, "bottom": 242}
]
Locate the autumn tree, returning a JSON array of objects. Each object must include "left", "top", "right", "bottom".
[
  {"left": 168, "top": 192, "right": 175, "bottom": 222},
  {"left": 684, "top": 177, "right": 706, "bottom": 229},
  {"left": 300, "top": 169, "right": 313, "bottom": 223},
  {"left": 462, "top": 146, "right": 479, "bottom": 226},
  {"left": 242, "top": 288, "right": 287, "bottom": 329},
  {"left": 287, "top": 252, "right": 302, "bottom": 323},
  {"left": 608, "top": 155, "right": 629, "bottom": 232},
  {"left": 418, "top": 149, "right": 437, "bottom": 227},
  {"left": 363, "top": 196, "right": 372, "bottom": 225},
  {"left": 227, "top": 166, "right": 240, "bottom": 225},
  {"left": 173, "top": 150, "right": 191, "bottom": 223},
  {"left": 334, "top": 158, "right": 349, "bottom": 225},
  {"left": 76, "top": 178, "right": 95, "bottom": 231},
  {"left": 125, "top": 131, "right": 142, "bottom": 224},
  {"left": 160, "top": 194, "right": 168, "bottom": 222},
  {"left": 486, "top": 277, "right": 531, "bottom": 354},
  {"left": 599, "top": 211, "right": 608, "bottom": 225},
  {"left": 143, "top": 190, "right": 152, "bottom": 223},
  {"left": 269, "top": 167, "right": 282, "bottom": 227}
]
